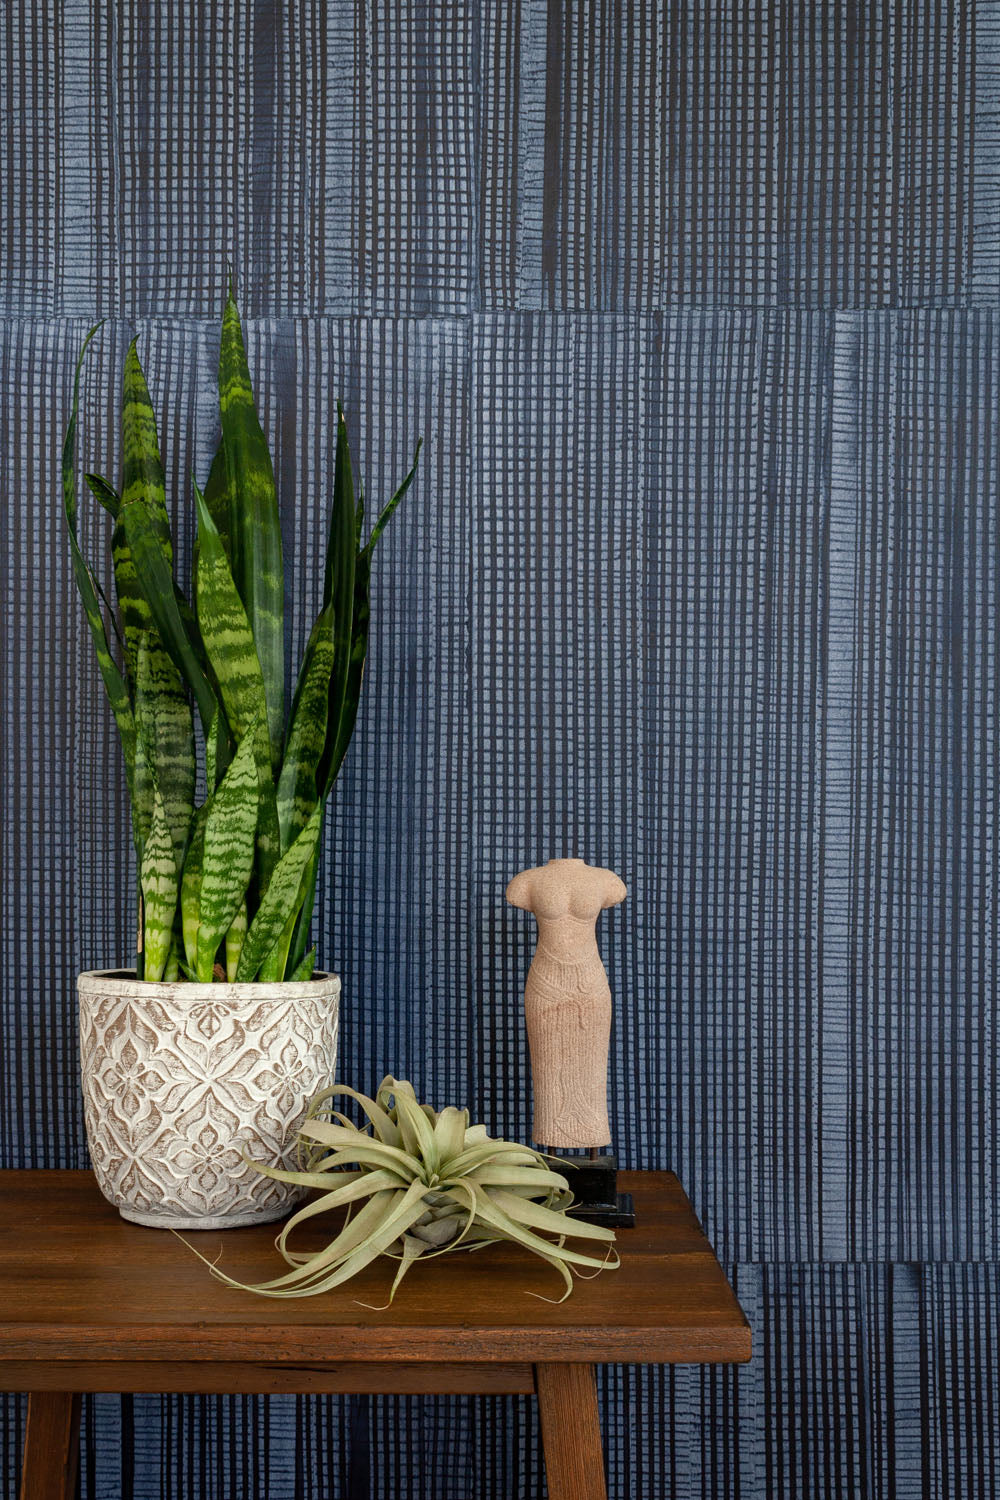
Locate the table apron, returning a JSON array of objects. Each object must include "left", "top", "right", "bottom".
[
  {"left": 0, "top": 1327, "right": 751, "bottom": 1364},
  {"left": 0, "top": 1359, "right": 538, "bottom": 1396}
]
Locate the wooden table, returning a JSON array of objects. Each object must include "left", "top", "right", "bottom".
[{"left": 0, "top": 1169, "right": 749, "bottom": 1499}]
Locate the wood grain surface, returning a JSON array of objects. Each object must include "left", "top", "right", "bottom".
[
  {"left": 18, "top": 1391, "right": 79, "bottom": 1500},
  {"left": 0, "top": 1170, "right": 751, "bottom": 1373},
  {"left": 536, "top": 1364, "right": 608, "bottom": 1500}
]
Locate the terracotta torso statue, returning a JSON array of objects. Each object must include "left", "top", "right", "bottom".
[{"left": 506, "top": 859, "right": 627, "bottom": 1148}]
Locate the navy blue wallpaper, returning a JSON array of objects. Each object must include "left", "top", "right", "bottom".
[{"left": 2, "top": 2, "right": 999, "bottom": 1495}]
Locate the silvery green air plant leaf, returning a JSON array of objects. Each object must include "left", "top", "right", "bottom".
[
  {"left": 63, "top": 301, "right": 420, "bottom": 980},
  {"left": 179, "top": 1078, "right": 619, "bottom": 1304}
]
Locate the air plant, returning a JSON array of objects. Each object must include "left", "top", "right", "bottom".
[
  {"left": 63, "top": 291, "right": 420, "bottom": 982},
  {"left": 182, "top": 1077, "right": 620, "bottom": 1304}
]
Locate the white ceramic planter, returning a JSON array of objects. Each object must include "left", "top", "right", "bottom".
[{"left": 78, "top": 968, "right": 340, "bottom": 1229}]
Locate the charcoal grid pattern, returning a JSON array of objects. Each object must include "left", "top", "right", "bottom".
[{"left": 2, "top": 1, "right": 1000, "bottom": 1497}]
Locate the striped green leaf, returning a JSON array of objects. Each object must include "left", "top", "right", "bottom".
[
  {"left": 140, "top": 784, "right": 179, "bottom": 983},
  {"left": 91, "top": 568, "right": 127, "bottom": 667},
  {"left": 102, "top": 472, "right": 189, "bottom": 697},
  {"left": 180, "top": 803, "right": 208, "bottom": 972},
  {"left": 218, "top": 290, "right": 284, "bottom": 766},
  {"left": 204, "top": 703, "right": 227, "bottom": 792},
  {"left": 257, "top": 906, "right": 299, "bottom": 982},
  {"left": 286, "top": 431, "right": 418, "bottom": 969},
  {"left": 99, "top": 471, "right": 204, "bottom": 705},
  {"left": 195, "top": 722, "right": 259, "bottom": 981},
  {"left": 353, "top": 468, "right": 365, "bottom": 548},
  {"left": 225, "top": 902, "right": 248, "bottom": 981},
  {"left": 320, "top": 436, "right": 421, "bottom": 795},
  {"left": 117, "top": 339, "right": 217, "bottom": 724},
  {"left": 135, "top": 633, "right": 195, "bottom": 872},
  {"left": 320, "top": 547, "right": 371, "bottom": 796},
  {"left": 287, "top": 845, "right": 320, "bottom": 975},
  {"left": 257, "top": 784, "right": 281, "bottom": 892},
  {"left": 80, "top": 473, "right": 133, "bottom": 668},
  {"left": 173, "top": 584, "right": 214, "bottom": 684},
  {"left": 62, "top": 325, "right": 139, "bottom": 845},
  {"left": 162, "top": 941, "right": 180, "bottom": 983},
  {"left": 363, "top": 436, "right": 422, "bottom": 557},
  {"left": 119, "top": 488, "right": 217, "bottom": 732},
  {"left": 194, "top": 480, "right": 280, "bottom": 886},
  {"left": 110, "top": 504, "right": 153, "bottom": 689},
  {"left": 288, "top": 948, "right": 316, "bottom": 982},
  {"left": 131, "top": 694, "right": 156, "bottom": 852},
  {"left": 122, "top": 338, "right": 173, "bottom": 568},
  {"left": 84, "top": 472, "right": 119, "bottom": 518},
  {"left": 208, "top": 705, "right": 237, "bottom": 802},
  {"left": 194, "top": 482, "right": 271, "bottom": 756},
  {"left": 111, "top": 498, "right": 204, "bottom": 705},
  {"left": 191, "top": 438, "right": 234, "bottom": 607},
  {"left": 235, "top": 804, "right": 323, "bottom": 982},
  {"left": 321, "top": 407, "right": 358, "bottom": 779},
  {"left": 277, "top": 603, "right": 334, "bottom": 851},
  {"left": 202, "top": 437, "right": 233, "bottom": 564}
]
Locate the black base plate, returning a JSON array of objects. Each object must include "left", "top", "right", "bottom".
[
  {"left": 568, "top": 1191, "right": 635, "bottom": 1229},
  {"left": 554, "top": 1154, "right": 636, "bottom": 1229}
]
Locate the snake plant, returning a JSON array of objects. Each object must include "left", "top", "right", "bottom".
[
  {"left": 183, "top": 1077, "right": 619, "bottom": 1304},
  {"left": 63, "top": 294, "right": 420, "bottom": 983}
]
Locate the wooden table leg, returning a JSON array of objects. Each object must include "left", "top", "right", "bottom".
[
  {"left": 20, "top": 1392, "right": 81, "bottom": 1500},
  {"left": 535, "top": 1364, "right": 607, "bottom": 1500}
]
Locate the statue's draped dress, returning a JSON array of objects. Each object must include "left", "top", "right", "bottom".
[{"left": 507, "top": 861, "right": 626, "bottom": 1148}]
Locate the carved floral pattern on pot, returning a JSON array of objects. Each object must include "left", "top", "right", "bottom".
[{"left": 78, "top": 969, "right": 340, "bottom": 1229}]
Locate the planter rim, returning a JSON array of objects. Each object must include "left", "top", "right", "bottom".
[{"left": 78, "top": 967, "right": 339, "bottom": 1003}]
